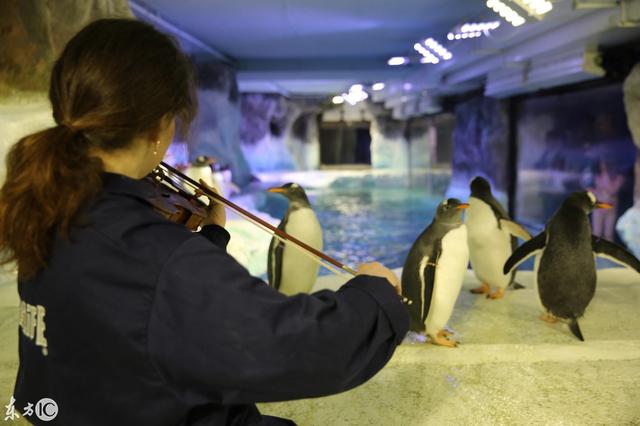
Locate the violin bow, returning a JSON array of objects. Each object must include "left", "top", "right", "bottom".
[
  {"left": 158, "top": 162, "right": 356, "bottom": 277},
  {"left": 158, "top": 162, "right": 411, "bottom": 304}
]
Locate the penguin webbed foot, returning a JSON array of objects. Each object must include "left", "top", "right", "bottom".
[
  {"left": 486, "top": 288, "right": 505, "bottom": 300},
  {"left": 428, "top": 330, "right": 459, "bottom": 348},
  {"left": 438, "top": 329, "right": 454, "bottom": 338},
  {"left": 540, "top": 312, "right": 558, "bottom": 323},
  {"left": 470, "top": 282, "right": 490, "bottom": 295}
]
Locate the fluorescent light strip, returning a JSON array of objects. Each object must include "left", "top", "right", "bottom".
[
  {"left": 424, "top": 38, "right": 452, "bottom": 61},
  {"left": 460, "top": 21, "right": 501, "bottom": 33},
  {"left": 486, "top": 0, "right": 526, "bottom": 27},
  {"left": 413, "top": 43, "right": 440, "bottom": 64},
  {"left": 521, "top": 0, "right": 553, "bottom": 15}
]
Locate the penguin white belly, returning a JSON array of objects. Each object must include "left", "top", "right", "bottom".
[
  {"left": 185, "top": 166, "right": 223, "bottom": 194},
  {"left": 278, "top": 209, "right": 323, "bottom": 295},
  {"left": 425, "top": 225, "right": 469, "bottom": 336},
  {"left": 466, "top": 199, "right": 512, "bottom": 288}
]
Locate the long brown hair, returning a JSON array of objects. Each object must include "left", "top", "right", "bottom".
[{"left": 0, "top": 19, "right": 197, "bottom": 279}]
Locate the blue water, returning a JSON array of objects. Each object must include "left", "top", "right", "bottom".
[
  {"left": 258, "top": 186, "right": 442, "bottom": 274},
  {"left": 254, "top": 178, "right": 621, "bottom": 276}
]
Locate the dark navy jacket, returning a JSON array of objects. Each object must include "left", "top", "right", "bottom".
[{"left": 14, "top": 173, "right": 409, "bottom": 425}]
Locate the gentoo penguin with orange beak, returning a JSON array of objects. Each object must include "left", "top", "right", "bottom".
[
  {"left": 504, "top": 191, "right": 640, "bottom": 341},
  {"left": 402, "top": 198, "right": 470, "bottom": 347},
  {"left": 267, "top": 183, "right": 323, "bottom": 295},
  {"left": 465, "top": 177, "right": 531, "bottom": 299}
]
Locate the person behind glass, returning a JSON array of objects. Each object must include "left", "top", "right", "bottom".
[
  {"left": 589, "top": 159, "right": 625, "bottom": 241},
  {"left": 0, "top": 19, "right": 408, "bottom": 426}
]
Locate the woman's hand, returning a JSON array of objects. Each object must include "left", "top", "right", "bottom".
[
  {"left": 196, "top": 179, "right": 226, "bottom": 228},
  {"left": 357, "top": 262, "right": 401, "bottom": 294}
]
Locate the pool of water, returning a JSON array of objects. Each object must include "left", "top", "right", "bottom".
[
  {"left": 257, "top": 185, "right": 442, "bottom": 274},
  {"left": 249, "top": 170, "right": 621, "bottom": 278}
]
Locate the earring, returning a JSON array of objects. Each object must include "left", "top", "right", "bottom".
[{"left": 153, "top": 140, "right": 160, "bottom": 156}]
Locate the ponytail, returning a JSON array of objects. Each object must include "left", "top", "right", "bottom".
[
  {"left": 0, "top": 19, "right": 196, "bottom": 279},
  {"left": 0, "top": 126, "right": 103, "bottom": 278}
]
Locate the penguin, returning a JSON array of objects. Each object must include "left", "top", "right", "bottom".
[
  {"left": 465, "top": 177, "right": 532, "bottom": 299},
  {"left": 503, "top": 191, "right": 640, "bottom": 341},
  {"left": 267, "top": 183, "right": 323, "bottom": 296},
  {"left": 401, "top": 198, "right": 470, "bottom": 347}
]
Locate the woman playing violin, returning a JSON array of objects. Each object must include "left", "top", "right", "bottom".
[{"left": 0, "top": 19, "right": 408, "bottom": 425}]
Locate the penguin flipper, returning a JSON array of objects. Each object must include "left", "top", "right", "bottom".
[
  {"left": 421, "top": 253, "right": 438, "bottom": 324},
  {"left": 569, "top": 318, "right": 585, "bottom": 341},
  {"left": 267, "top": 219, "right": 288, "bottom": 290},
  {"left": 267, "top": 236, "right": 279, "bottom": 288},
  {"left": 503, "top": 232, "right": 546, "bottom": 274},
  {"left": 592, "top": 236, "right": 640, "bottom": 273},
  {"left": 499, "top": 219, "right": 532, "bottom": 241}
]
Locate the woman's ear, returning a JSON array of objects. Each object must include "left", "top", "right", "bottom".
[{"left": 145, "top": 115, "right": 174, "bottom": 143}]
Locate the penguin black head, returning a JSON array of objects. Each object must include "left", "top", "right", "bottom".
[
  {"left": 268, "top": 183, "right": 310, "bottom": 206},
  {"left": 470, "top": 176, "right": 492, "bottom": 198},
  {"left": 564, "top": 191, "right": 613, "bottom": 213},
  {"left": 434, "top": 198, "right": 469, "bottom": 224}
]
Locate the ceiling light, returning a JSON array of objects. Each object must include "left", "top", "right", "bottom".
[
  {"left": 343, "top": 91, "right": 368, "bottom": 106},
  {"left": 520, "top": 0, "right": 553, "bottom": 15},
  {"left": 420, "top": 57, "right": 439, "bottom": 64},
  {"left": 486, "top": 0, "right": 526, "bottom": 26},
  {"left": 388, "top": 56, "right": 408, "bottom": 66},
  {"left": 372, "top": 82, "right": 385, "bottom": 91},
  {"left": 423, "top": 38, "right": 453, "bottom": 61},
  {"left": 413, "top": 43, "right": 440, "bottom": 63},
  {"left": 338, "top": 85, "right": 369, "bottom": 106}
]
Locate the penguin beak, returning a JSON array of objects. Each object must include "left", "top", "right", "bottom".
[
  {"left": 456, "top": 203, "right": 470, "bottom": 210},
  {"left": 595, "top": 202, "right": 613, "bottom": 209},
  {"left": 268, "top": 187, "right": 286, "bottom": 194}
]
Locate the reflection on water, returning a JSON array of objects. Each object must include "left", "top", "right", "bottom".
[{"left": 259, "top": 186, "right": 441, "bottom": 275}]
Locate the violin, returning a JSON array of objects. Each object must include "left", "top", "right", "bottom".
[
  {"left": 146, "top": 162, "right": 412, "bottom": 304},
  {"left": 146, "top": 165, "right": 208, "bottom": 230}
]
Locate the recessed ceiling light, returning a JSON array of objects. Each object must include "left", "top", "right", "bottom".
[{"left": 388, "top": 56, "right": 408, "bottom": 66}]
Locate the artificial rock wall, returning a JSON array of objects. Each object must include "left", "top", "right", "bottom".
[
  {"left": 0, "top": 0, "right": 133, "bottom": 180},
  {"left": 618, "top": 63, "right": 640, "bottom": 256},
  {"left": 187, "top": 60, "right": 253, "bottom": 186},
  {"left": 366, "top": 102, "right": 438, "bottom": 171},
  {"left": 239, "top": 94, "right": 321, "bottom": 173},
  {"left": 0, "top": 0, "right": 132, "bottom": 95},
  {"left": 448, "top": 96, "right": 511, "bottom": 202}
]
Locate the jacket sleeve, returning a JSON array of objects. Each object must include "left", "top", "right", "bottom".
[
  {"left": 148, "top": 235, "right": 408, "bottom": 406},
  {"left": 197, "top": 224, "right": 231, "bottom": 250}
]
